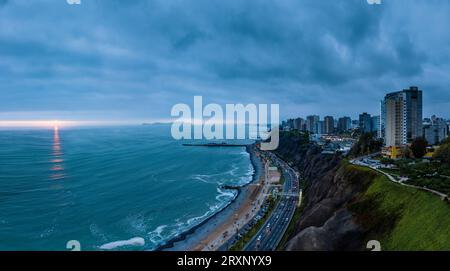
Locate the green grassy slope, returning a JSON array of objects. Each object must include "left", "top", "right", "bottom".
[{"left": 348, "top": 165, "right": 450, "bottom": 251}]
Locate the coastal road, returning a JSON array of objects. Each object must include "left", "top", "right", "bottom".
[{"left": 244, "top": 152, "right": 300, "bottom": 251}]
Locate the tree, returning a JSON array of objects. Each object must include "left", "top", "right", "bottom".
[
  {"left": 441, "top": 136, "right": 450, "bottom": 145},
  {"left": 433, "top": 143, "right": 450, "bottom": 166},
  {"left": 349, "top": 133, "right": 383, "bottom": 157},
  {"left": 380, "top": 157, "right": 394, "bottom": 165},
  {"left": 403, "top": 146, "right": 413, "bottom": 159},
  {"left": 410, "top": 137, "right": 428, "bottom": 159}
]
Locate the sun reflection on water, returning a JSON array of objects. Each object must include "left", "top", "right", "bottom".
[{"left": 50, "top": 126, "right": 65, "bottom": 180}]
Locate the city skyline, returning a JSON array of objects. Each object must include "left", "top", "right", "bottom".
[
  {"left": 282, "top": 86, "right": 449, "bottom": 122},
  {"left": 1, "top": 0, "right": 450, "bottom": 126},
  {"left": 282, "top": 85, "right": 449, "bottom": 148}
]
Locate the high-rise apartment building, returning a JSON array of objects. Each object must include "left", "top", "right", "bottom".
[
  {"left": 324, "top": 116, "right": 335, "bottom": 135},
  {"left": 337, "top": 117, "right": 352, "bottom": 133},
  {"left": 423, "top": 115, "right": 448, "bottom": 145},
  {"left": 293, "top": 117, "right": 306, "bottom": 131},
  {"left": 286, "top": 119, "right": 294, "bottom": 130},
  {"left": 382, "top": 86, "right": 423, "bottom": 147},
  {"left": 447, "top": 120, "right": 450, "bottom": 135},
  {"left": 306, "top": 115, "right": 320, "bottom": 134},
  {"left": 380, "top": 101, "right": 386, "bottom": 140},
  {"left": 359, "top": 112, "right": 372, "bottom": 134},
  {"left": 371, "top": 115, "right": 380, "bottom": 136},
  {"left": 317, "top": 121, "right": 325, "bottom": 135}
]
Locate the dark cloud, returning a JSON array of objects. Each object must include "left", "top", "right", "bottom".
[{"left": 0, "top": 0, "right": 449, "bottom": 122}]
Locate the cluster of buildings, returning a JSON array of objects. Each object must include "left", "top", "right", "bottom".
[
  {"left": 281, "top": 112, "right": 381, "bottom": 139},
  {"left": 281, "top": 86, "right": 450, "bottom": 159},
  {"left": 282, "top": 113, "right": 381, "bottom": 136}
]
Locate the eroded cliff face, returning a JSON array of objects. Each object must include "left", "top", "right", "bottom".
[{"left": 274, "top": 134, "right": 374, "bottom": 251}]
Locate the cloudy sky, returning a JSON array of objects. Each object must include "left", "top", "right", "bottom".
[{"left": 0, "top": 0, "right": 449, "bottom": 125}]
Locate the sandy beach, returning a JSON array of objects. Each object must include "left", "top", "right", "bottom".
[
  {"left": 161, "top": 145, "right": 267, "bottom": 251},
  {"left": 193, "top": 177, "right": 267, "bottom": 251}
]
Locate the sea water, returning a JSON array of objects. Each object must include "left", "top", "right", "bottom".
[{"left": 0, "top": 125, "right": 254, "bottom": 250}]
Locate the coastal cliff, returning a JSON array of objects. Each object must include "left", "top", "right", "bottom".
[{"left": 275, "top": 132, "right": 450, "bottom": 251}]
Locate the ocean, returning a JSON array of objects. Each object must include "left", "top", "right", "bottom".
[{"left": 0, "top": 125, "right": 254, "bottom": 251}]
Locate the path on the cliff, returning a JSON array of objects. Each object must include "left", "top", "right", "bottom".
[{"left": 350, "top": 156, "right": 448, "bottom": 201}]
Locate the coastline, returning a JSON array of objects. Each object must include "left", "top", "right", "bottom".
[{"left": 156, "top": 144, "right": 263, "bottom": 251}]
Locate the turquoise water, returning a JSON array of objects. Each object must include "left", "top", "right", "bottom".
[{"left": 0, "top": 125, "right": 254, "bottom": 251}]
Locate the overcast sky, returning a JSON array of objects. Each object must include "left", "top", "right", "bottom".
[{"left": 0, "top": 0, "right": 449, "bottom": 124}]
